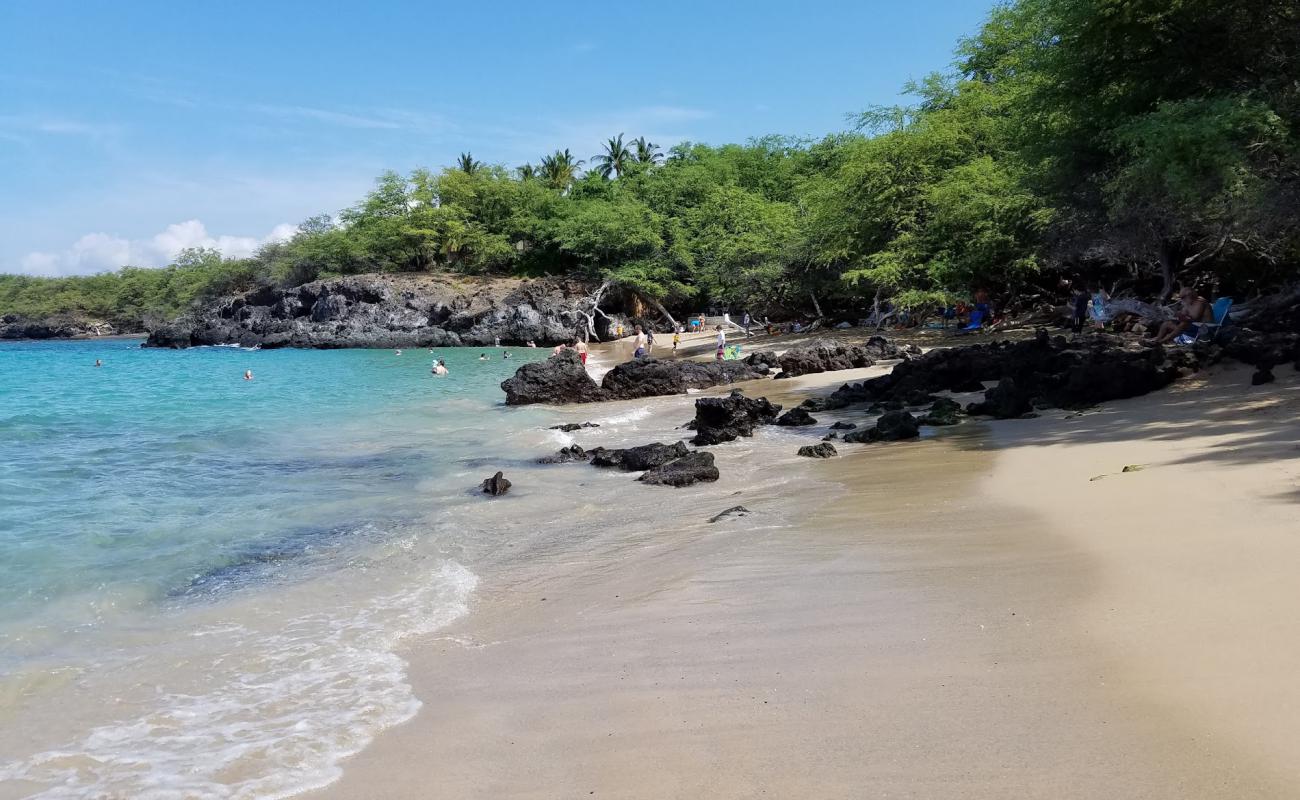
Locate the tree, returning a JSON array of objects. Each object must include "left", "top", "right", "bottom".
[
  {"left": 632, "top": 136, "right": 663, "bottom": 165},
  {"left": 591, "top": 134, "right": 632, "bottom": 179},
  {"left": 457, "top": 152, "right": 482, "bottom": 175},
  {"left": 539, "top": 149, "right": 584, "bottom": 191}
]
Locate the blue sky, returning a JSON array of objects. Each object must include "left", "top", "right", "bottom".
[{"left": 0, "top": 0, "right": 995, "bottom": 276}]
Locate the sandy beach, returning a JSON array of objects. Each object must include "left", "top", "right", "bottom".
[{"left": 299, "top": 348, "right": 1300, "bottom": 799}]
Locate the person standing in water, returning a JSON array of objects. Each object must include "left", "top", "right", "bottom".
[
  {"left": 633, "top": 325, "right": 648, "bottom": 358},
  {"left": 575, "top": 338, "right": 589, "bottom": 365},
  {"left": 432, "top": 359, "right": 449, "bottom": 376},
  {"left": 244, "top": 369, "right": 254, "bottom": 381},
  {"left": 94, "top": 359, "right": 102, "bottom": 368},
  {"left": 503, "top": 351, "right": 511, "bottom": 359}
]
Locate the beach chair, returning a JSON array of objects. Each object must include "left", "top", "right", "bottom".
[{"left": 1193, "top": 298, "right": 1232, "bottom": 343}]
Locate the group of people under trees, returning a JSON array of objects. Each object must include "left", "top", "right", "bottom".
[{"left": 1069, "top": 282, "right": 1220, "bottom": 345}]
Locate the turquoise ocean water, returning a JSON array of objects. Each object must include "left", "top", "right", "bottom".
[{"left": 0, "top": 339, "right": 560, "bottom": 798}]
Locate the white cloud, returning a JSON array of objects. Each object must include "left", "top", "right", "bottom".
[{"left": 18, "top": 220, "right": 294, "bottom": 277}]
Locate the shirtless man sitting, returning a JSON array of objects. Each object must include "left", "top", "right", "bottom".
[{"left": 1154, "top": 287, "right": 1213, "bottom": 343}]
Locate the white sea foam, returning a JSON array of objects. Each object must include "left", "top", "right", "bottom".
[
  {"left": 0, "top": 561, "right": 478, "bottom": 800},
  {"left": 595, "top": 406, "right": 652, "bottom": 426}
]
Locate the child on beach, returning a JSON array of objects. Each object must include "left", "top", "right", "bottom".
[
  {"left": 714, "top": 325, "right": 726, "bottom": 361},
  {"left": 672, "top": 328, "right": 681, "bottom": 355}
]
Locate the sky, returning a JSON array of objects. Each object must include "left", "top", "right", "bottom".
[{"left": 0, "top": 0, "right": 995, "bottom": 277}]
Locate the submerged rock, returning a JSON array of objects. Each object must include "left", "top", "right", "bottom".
[
  {"left": 480, "top": 471, "right": 512, "bottom": 496},
  {"left": 708, "top": 505, "right": 751, "bottom": 523},
  {"left": 549, "top": 422, "right": 600, "bottom": 432},
  {"left": 776, "top": 407, "right": 818, "bottom": 427},
  {"left": 590, "top": 441, "right": 690, "bottom": 471},
  {"left": 844, "top": 410, "right": 920, "bottom": 443},
  {"left": 537, "top": 444, "right": 590, "bottom": 464},
  {"left": 691, "top": 392, "right": 782, "bottom": 446},
  {"left": 919, "top": 397, "right": 963, "bottom": 426},
  {"left": 639, "top": 451, "right": 720, "bottom": 487},
  {"left": 797, "top": 442, "right": 838, "bottom": 458},
  {"left": 829, "top": 420, "right": 857, "bottom": 430}
]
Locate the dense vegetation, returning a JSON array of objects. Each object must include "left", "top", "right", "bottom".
[{"left": 4, "top": 0, "right": 1297, "bottom": 330}]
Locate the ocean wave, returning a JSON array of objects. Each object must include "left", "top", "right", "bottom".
[{"left": 0, "top": 561, "right": 478, "bottom": 800}]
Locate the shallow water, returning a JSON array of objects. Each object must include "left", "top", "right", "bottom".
[
  {"left": 0, "top": 340, "right": 560, "bottom": 799},
  {"left": 0, "top": 339, "right": 841, "bottom": 799}
]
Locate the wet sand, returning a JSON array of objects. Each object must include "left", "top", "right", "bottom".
[{"left": 308, "top": 355, "right": 1300, "bottom": 799}]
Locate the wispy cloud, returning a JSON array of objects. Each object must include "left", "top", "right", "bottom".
[
  {"left": 18, "top": 219, "right": 295, "bottom": 277},
  {"left": 0, "top": 114, "right": 123, "bottom": 143},
  {"left": 247, "top": 104, "right": 447, "bottom": 132}
]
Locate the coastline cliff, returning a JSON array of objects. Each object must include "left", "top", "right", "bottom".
[{"left": 144, "top": 273, "right": 599, "bottom": 349}]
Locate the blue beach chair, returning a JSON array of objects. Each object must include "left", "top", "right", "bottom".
[{"left": 1194, "top": 297, "right": 1232, "bottom": 343}]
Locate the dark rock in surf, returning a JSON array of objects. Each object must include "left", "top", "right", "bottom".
[
  {"left": 919, "top": 396, "right": 963, "bottom": 426},
  {"left": 776, "top": 407, "right": 818, "bottom": 427},
  {"left": 501, "top": 349, "right": 607, "bottom": 405},
  {"left": 797, "top": 442, "right": 838, "bottom": 458},
  {"left": 537, "top": 445, "right": 590, "bottom": 464},
  {"left": 638, "top": 451, "right": 720, "bottom": 487},
  {"left": 844, "top": 410, "right": 919, "bottom": 443},
  {"left": 590, "top": 440, "right": 690, "bottom": 471},
  {"left": 691, "top": 392, "right": 782, "bottom": 446},
  {"left": 829, "top": 421, "right": 857, "bottom": 430},
  {"left": 549, "top": 422, "right": 600, "bottom": 432},
  {"left": 480, "top": 471, "right": 512, "bottom": 496}
]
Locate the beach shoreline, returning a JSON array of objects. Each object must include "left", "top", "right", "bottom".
[{"left": 303, "top": 353, "right": 1300, "bottom": 799}]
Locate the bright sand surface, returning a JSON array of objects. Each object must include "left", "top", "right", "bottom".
[{"left": 308, "top": 356, "right": 1300, "bottom": 799}]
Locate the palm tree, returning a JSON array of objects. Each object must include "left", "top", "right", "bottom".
[
  {"left": 457, "top": 152, "right": 481, "bottom": 174},
  {"left": 516, "top": 163, "right": 536, "bottom": 181},
  {"left": 591, "top": 133, "right": 632, "bottom": 179},
  {"left": 539, "top": 149, "right": 584, "bottom": 191},
  {"left": 631, "top": 136, "right": 662, "bottom": 166}
]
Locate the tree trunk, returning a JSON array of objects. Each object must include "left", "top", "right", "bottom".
[
  {"left": 646, "top": 296, "right": 680, "bottom": 330},
  {"left": 1157, "top": 240, "right": 1183, "bottom": 302},
  {"left": 809, "top": 291, "right": 825, "bottom": 320},
  {"left": 576, "top": 280, "right": 613, "bottom": 341}
]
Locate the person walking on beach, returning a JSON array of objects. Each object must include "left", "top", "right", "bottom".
[
  {"left": 715, "top": 325, "right": 726, "bottom": 361},
  {"left": 633, "top": 326, "right": 648, "bottom": 358},
  {"left": 742, "top": 311, "right": 752, "bottom": 338},
  {"left": 575, "top": 338, "right": 589, "bottom": 365},
  {"left": 646, "top": 328, "right": 655, "bottom": 354},
  {"left": 672, "top": 327, "right": 681, "bottom": 355}
]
